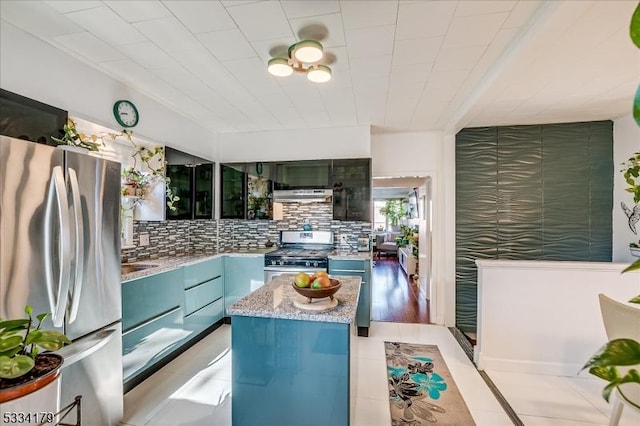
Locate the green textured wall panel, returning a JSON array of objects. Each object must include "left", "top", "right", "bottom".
[{"left": 455, "top": 121, "right": 613, "bottom": 332}]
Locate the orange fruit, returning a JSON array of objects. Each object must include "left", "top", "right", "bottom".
[
  {"left": 315, "top": 270, "right": 329, "bottom": 278},
  {"left": 316, "top": 276, "right": 332, "bottom": 288},
  {"left": 294, "top": 273, "right": 311, "bottom": 288}
]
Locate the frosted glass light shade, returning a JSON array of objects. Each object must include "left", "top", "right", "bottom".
[
  {"left": 292, "top": 40, "right": 323, "bottom": 63},
  {"left": 268, "top": 58, "right": 293, "bottom": 77},
  {"left": 307, "top": 65, "right": 332, "bottom": 83}
]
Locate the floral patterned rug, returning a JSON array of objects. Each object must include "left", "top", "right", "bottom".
[{"left": 385, "top": 342, "right": 476, "bottom": 425}]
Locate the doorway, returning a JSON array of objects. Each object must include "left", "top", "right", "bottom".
[{"left": 372, "top": 177, "right": 432, "bottom": 324}]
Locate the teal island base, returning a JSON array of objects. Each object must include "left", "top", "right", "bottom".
[{"left": 231, "top": 315, "right": 352, "bottom": 426}]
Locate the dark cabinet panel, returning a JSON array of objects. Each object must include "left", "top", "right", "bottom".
[
  {"left": 331, "top": 158, "right": 371, "bottom": 221},
  {"left": 220, "top": 164, "right": 246, "bottom": 219},
  {"left": 166, "top": 147, "right": 214, "bottom": 220},
  {"left": 273, "top": 160, "right": 331, "bottom": 189}
]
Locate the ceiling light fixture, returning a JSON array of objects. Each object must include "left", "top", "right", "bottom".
[{"left": 267, "top": 40, "right": 332, "bottom": 83}]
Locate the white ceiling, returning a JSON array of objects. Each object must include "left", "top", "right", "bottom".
[{"left": 1, "top": 0, "right": 638, "bottom": 134}]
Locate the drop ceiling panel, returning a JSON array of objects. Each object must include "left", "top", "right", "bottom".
[
  {"left": 393, "top": 37, "right": 443, "bottom": 65},
  {"left": 251, "top": 37, "right": 297, "bottom": 62},
  {"left": 340, "top": 0, "right": 398, "bottom": 30},
  {"left": 432, "top": 45, "right": 487, "bottom": 72},
  {"left": 280, "top": 0, "right": 340, "bottom": 19},
  {"left": 443, "top": 12, "right": 510, "bottom": 48},
  {"left": 227, "top": 1, "right": 292, "bottom": 41},
  {"left": 65, "top": 7, "right": 146, "bottom": 45},
  {"left": 133, "top": 17, "right": 201, "bottom": 53},
  {"left": 45, "top": 1, "right": 102, "bottom": 13},
  {"left": 390, "top": 62, "right": 433, "bottom": 83},
  {"left": 163, "top": 1, "right": 236, "bottom": 34},
  {"left": 1, "top": 1, "right": 85, "bottom": 37},
  {"left": 52, "top": 32, "right": 125, "bottom": 63},
  {"left": 455, "top": 0, "right": 517, "bottom": 17},
  {"left": 503, "top": 0, "right": 542, "bottom": 29},
  {"left": 289, "top": 13, "right": 345, "bottom": 48},
  {"left": 198, "top": 29, "right": 257, "bottom": 61},
  {"left": 395, "top": 1, "right": 457, "bottom": 40},
  {"left": 117, "top": 41, "right": 176, "bottom": 69},
  {"left": 349, "top": 55, "right": 392, "bottom": 80},
  {"left": 105, "top": 0, "right": 170, "bottom": 23},
  {"left": 346, "top": 26, "right": 395, "bottom": 59}
]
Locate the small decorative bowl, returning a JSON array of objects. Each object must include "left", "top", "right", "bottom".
[{"left": 292, "top": 279, "right": 341, "bottom": 303}]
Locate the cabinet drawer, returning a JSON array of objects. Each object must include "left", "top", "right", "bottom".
[
  {"left": 184, "top": 276, "right": 223, "bottom": 315},
  {"left": 122, "top": 306, "right": 184, "bottom": 383},
  {"left": 184, "top": 257, "right": 223, "bottom": 289},
  {"left": 329, "top": 259, "right": 367, "bottom": 273},
  {"left": 122, "top": 268, "right": 183, "bottom": 331},
  {"left": 184, "top": 298, "right": 224, "bottom": 330}
]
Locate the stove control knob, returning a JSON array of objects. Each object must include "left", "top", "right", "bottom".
[
  {"left": 313, "top": 261, "right": 319, "bottom": 267},
  {"left": 278, "top": 260, "right": 283, "bottom": 266},
  {"left": 271, "top": 260, "right": 276, "bottom": 265},
  {"left": 305, "top": 261, "right": 310, "bottom": 267}
]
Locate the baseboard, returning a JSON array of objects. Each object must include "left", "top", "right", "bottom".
[{"left": 476, "top": 354, "right": 585, "bottom": 377}]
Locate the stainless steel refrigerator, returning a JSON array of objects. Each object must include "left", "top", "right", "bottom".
[{"left": 0, "top": 135, "right": 123, "bottom": 425}]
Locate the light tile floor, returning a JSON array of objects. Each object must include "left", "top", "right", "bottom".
[{"left": 119, "top": 321, "right": 638, "bottom": 426}]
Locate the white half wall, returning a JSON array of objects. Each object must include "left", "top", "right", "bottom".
[
  {"left": 218, "top": 125, "right": 370, "bottom": 162},
  {"left": 371, "top": 131, "right": 453, "bottom": 326},
  {"left": 613, "top": 114, "right": 640, "bottom": 263},
  {"left": 0, "top": 21, "right": 216, "bottom": 160},
  {"left": 475, "top": 259, "right": 640, "bottom": 376}
]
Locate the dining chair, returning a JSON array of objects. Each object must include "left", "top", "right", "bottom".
[{"left": 598, "top": 294, "right": 640, "bottom": 426}]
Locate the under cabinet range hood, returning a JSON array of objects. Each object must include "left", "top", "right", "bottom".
[{"left": 273, "top": 189, "right": 333, "bottom": 203}]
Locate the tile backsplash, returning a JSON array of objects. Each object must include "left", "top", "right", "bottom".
[{"left": 122, "top": 202, "right": 371, "bottom": 262}]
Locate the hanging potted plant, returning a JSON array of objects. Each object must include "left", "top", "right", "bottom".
[
  {"left": 0, "top": 305, "right": 70, "bottom": 403},
  {"left": 50, "top": 119, "right": 102, "bottom": 152}
]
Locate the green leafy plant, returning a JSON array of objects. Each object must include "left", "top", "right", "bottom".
[
  {"left": 379, "top": 200, "right": 407, "bottom": 228},
  {"left": 122, "top": 145, "right": 179, "bottom": 211},
  {"left": 581, "top": 5, "right": 640, "bottom": 407},
  {"left": 51, "top": 119, "right": 102, "bottom": 151},
  {"left": 0, "top": 305, "right": 70, "bottom": 379}
]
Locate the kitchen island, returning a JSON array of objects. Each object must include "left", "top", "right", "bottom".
[{"left": 227, "top": 273, "right": 361, "bottom": 426}]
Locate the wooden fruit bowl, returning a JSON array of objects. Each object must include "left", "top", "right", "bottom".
[{"left": 292, "top": 279, "right": 341, "bottom": 303}]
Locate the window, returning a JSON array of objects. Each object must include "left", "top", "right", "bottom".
[{"left": 374, "top": 200, "right": 387, "bottom": 231}]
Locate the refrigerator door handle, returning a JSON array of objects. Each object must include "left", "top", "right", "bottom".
[
  {"left": 67, "top": 168, "right": 84, "bottom": 323},
  {"left": 44, "top": 166, "right": 71, "bottom": 327},
  {"left": 55, "top": 327, "right": 117, "bottom": 368}
]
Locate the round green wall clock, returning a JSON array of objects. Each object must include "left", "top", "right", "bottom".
[{"left": 113, "top": 100, "right": 139, "bottom": 128}]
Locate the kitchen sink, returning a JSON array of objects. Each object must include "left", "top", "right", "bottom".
[{"left": 121, "top": 263, "right": 158, "bottom": 274}]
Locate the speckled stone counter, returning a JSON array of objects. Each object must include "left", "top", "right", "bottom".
[
  {"left": 328, "top": 249, "right": 372, "bottom": 261},
  {"left": 230, "top": 273, "right": 359, "bottom": 426},
  {"left": 121, "top": 248, "right": 277, "bottom": 282},
  {"left": 226, "top": 273, "right": 360, "bottom": 324}
]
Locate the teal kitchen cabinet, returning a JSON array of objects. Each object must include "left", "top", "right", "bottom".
[
  {"left": 183, "top": 258, "right": 224, "bottom": 332},
  {"left": 224, "top": 255, "right": 265, "bottom": 315},
  {"left": 122, "top": 257, "right": 225, "bottom": 392},
  {"left": 121, "top": 268, "right": 185, "bottom": 391},
  {"left": 329, "top": 258, "right": 371, "bottom": 336}
]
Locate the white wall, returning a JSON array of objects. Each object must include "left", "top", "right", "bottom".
[
  {"left": 371, "top": 131, "right": 452, "bottom": 325},
  {"left": 613, "top": 114, "right": 640, "bottom": 263},
  {"left": 0, "top": 21, "right": 216, "bottom": 160},
  {"left": 218, "top": 125, "right": 370, "bottom": 162},
  {"left": 476, "top": 259, "right": 640, "bottom": 376}
]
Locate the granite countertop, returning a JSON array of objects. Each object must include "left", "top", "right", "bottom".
[
  {"left": 328, "top": 250, "right": 372, "bottom": 260},
  {"left": 121, "top": 254, "right": 221, "bottom": 282},
  {"left": 227, "top": 273, "right": 361, "bottom": 324}
]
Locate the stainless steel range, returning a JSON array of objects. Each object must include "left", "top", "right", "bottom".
[{"left": 264, "top": 230, "right": 334, "bottom": 283}]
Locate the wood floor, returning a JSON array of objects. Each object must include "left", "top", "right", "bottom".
[{"left": 371, "top": 257, "right": 430, "bottom": 323}]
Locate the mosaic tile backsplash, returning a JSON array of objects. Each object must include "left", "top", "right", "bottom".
[{"left": 122, "top": 202, "right": 372, "bottom": 262}]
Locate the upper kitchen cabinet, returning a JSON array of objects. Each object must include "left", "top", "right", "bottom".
[
  {"left": 220, "top": 162, "right": 273, "bottom": 220},
  {"left": 273, "top": 160, "right": 331, "bottom": 190},
  {"left": 220, "top": 163, "right": 246, "bottom": 219},
  {"left": 331, "top": 158, "right": 372, "bottom": 221},
  {"left": 165, "top": 147, "right": 214, "bottom": 220}
]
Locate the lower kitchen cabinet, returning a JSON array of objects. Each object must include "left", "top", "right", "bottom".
[
  {"left": 328, "top": 258, "right": 372, "bottom": 336},
  {"left": 224, "top": 255, "right": 265, "bottom": 315},
  {"left": 121, "top": 258, "right": 225, "bottom": 392}
]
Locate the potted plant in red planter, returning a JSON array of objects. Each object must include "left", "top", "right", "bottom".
[{"left": 0, "top": 305, "right": 70, "bottom": 403}]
